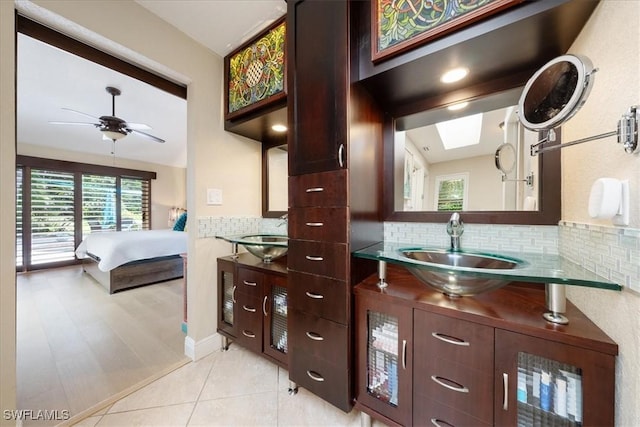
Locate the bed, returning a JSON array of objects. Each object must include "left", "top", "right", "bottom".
[{"left": 75, "top": 229, "right": 188, "bottom": 294}]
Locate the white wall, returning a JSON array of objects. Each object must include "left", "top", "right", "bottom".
[
  {"left": 561, "top": 1, "right": 640, "bottom": 425},
  {"left": 18, "top": 143, "right": 187, "bottom": 230},
  {"left": 0, "top": 0, "right": 17, "bottom": 422},
  {"left": 427, "top": 154, "right": 503, "bottom": 211},
  {"left": 0, "top": 0, "right": 263, "bottom": 415}
]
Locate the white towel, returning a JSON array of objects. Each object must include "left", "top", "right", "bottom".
[{"left": 524, "top": 196, "right": 537, "bottom": 211}]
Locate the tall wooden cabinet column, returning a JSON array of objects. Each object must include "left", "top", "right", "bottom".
[{"left": 286, "top": 0, "right": 383, "bottom": 412}]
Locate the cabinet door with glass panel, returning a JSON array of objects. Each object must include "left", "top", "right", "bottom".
[
  {"left": 217, "top": 258, "right": 238, "bottom": 343},
  {"left": 262, "top": 272, "right": 288, "bottom": 366},
  {"left": 494, "top": 329, "right": 616, "bottom": 426},
  {"left": 355, "top": 294, "right": 412, "bottom": 426}
]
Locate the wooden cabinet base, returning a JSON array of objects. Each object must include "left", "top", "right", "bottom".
[{"left": 354, "top": 265, "right": 617, "bottom": 427}]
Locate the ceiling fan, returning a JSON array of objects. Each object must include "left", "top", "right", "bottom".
[{"left": 50, "top": 86, "right": 165, "bottom": 143}]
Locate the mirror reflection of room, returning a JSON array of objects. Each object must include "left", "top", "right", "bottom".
[
  {"left": 395, "top": 104, "right": 539, "bottom": 213},
  {"left": 267, "top": 144, "right": 288, "bottom": 212}
]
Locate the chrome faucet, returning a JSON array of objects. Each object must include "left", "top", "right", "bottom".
[
  {"left": 277, "top": 213, "right": 288, "bottom": 228},
  {"left": 446, "top": 212, "right": 464, "bottom": 251}
]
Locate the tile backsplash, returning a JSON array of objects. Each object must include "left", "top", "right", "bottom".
[
  {"left": 559, "top": 221, "right": 640, "bottom": 292},
  {"left": 384, "top": 222, "right": 559, "bottom": 254},
  {"left": 196, "top": 216, "right": 286, "bottom": 238}
]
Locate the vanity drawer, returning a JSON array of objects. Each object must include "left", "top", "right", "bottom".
[
  {"left": 235, "top": 293, "right": 263, "bottom": 353},
  {"left": 290, "top": 309, "right": 348, "bottom": 365},
  {"left": 415, "top": 357, "right": 493, "bottom": 425},
  {"left": 414, "top": 310, "right": 493, "bottom": 370},
  {"left": 289, "top": 347, "right": 351, "bottom": 413},
  {"left": 289, "top": 170, "right": 347, "bottom": 208},
  {"left": 288, "top": 240, "right": 348, "bottom": 280},
  {"left": 236, "top": 268, "right": 263, "bottom": 296},
  {"left": 289, "top": 207, "right": 348, "bottom": 243},
  {"left": 414, "top": 397, "right": 492, "bottom": 427},
  {"left": 288, "top": 271, "right": 348, "bottom": 324}
]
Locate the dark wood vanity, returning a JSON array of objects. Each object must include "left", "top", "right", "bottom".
[
  {"left": 354, "top": 265, "right": 617, "bottom": 426},
  {"left": 217, "top": 254, "right": 289, "bottom": 367}
]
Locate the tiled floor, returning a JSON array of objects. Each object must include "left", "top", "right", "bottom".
[{"left": 73, "top": 345, "right": 366, "bottom": 427}]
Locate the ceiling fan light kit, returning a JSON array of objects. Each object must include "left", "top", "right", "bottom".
[{"left": 50, "top": 86, "right": 165, "bottom": 143}]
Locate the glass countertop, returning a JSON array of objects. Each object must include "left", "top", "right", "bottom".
[
  {"left": 215, "top": 233, "right": 288, "bottom": 247},
  {"left": 353, "top": 241, "right": 621, "bottom": 291}
]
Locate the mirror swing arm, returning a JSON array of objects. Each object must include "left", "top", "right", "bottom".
[{"left": 529, "top": 106, "right": 639, "bottom": 156}]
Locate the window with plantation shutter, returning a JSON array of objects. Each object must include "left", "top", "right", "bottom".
[
  {"left": 82, "top": 174, "right": 116, "bottom": 237},
  {"left": 30, "top": 168, "right": 76, "bottom": 265},
  {"left": 16, "top": 167, "right": 23, "bottom": 268},
  {"left": 121, "top": 177, "right": 150, "bottom": 231},
  {"left": 435, "top": 173, "right": 468, "bottom": 212}
]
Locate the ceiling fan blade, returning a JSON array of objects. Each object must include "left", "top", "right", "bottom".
[
  {"left": 61, "top": 108, "right": 101, "bottom": 121},
  {"left": 49, "top": 121, "right": 99, "bottom": 126},
  {"left": 129, "top": 128, "right": 165, "bottom": 143},
  {"left": 125, "top": 122, "right": 152, "bottom": 131}
]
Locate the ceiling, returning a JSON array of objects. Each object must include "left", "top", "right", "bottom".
[
  {"left": 406, "top": 107, "right": 510, "bottom": 164},
  {"left": 17, "top": 1, "right": 287, "bottom": 169}
]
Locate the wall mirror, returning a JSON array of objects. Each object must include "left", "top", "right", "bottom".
[
  {"left": 385, "top": 85, "right": 561, "bottom": 225},
  {"left": 262, "top": 139, "right": 288, "bottom": 218}
]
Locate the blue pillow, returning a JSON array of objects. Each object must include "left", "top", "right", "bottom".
[{"left": 173, "top": 212, "right": 187, "bottom": 231}]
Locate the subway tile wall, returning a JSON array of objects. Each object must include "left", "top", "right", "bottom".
[
  {"left": 384, "top": 222, "right": 559, "bottom": 254},
  {"left": 559, "top": 221, "right": 640, "bottom": 292},
  {"left": 196, "top": 216, "right": 286, "bottom": 238}
]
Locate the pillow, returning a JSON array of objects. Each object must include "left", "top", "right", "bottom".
[{"left": 173, "top": 212, "right": 187, "bottom": 231}]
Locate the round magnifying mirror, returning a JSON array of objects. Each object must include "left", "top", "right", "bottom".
[
  {"left": 495, "top": 143, "right": 516, "bottom": 175},
  {"left": 518, "top": 54, "right": 596, "bottom": 131}
]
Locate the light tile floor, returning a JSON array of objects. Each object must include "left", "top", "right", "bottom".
[{"left": 74, "top": 345, "right": 368, "bottom": 427}]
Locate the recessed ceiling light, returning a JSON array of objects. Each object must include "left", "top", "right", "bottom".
[
  {"left": 447, "top": 102, "right": 469, "bottom": 111},
  {"left": 271, "top": 124, "right": 287, "bottom": 132},
  {"left": 441, "top": 67, "right": 469, "bottom": 84}
]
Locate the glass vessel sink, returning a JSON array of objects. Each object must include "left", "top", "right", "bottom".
[
  {"left": 398, "top": 248, "right": 526, "bottom": 297},
  {"left": 217, "top": 234, "right": 288, "bottom": 263}
]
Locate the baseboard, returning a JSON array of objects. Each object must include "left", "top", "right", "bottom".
[{"left": 184, "top": 333, "right": 220, "bottom": 361}]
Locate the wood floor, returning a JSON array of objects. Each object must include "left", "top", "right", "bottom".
[{"left": 16, "top": 265, "right": 188, "bottom": 425}]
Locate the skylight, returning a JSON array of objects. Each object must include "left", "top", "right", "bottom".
[{"left": 435, "top": 113, "right": 483, "bottom": 150}]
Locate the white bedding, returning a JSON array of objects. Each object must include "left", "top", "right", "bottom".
[{"left": 75, "top": 229, "right": 188, "bottom": 272}]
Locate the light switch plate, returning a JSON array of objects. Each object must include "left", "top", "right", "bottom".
[{"left": 207, "top": 188, "right": 223, "bottom": 205}]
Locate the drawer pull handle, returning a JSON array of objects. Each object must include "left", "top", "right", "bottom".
[
  {"left": 338, "top": 143, "right": 345, "bottom": 168},
  {"left": 305, "top": 331, "right": 324, "bottom": 341},
  {"left": 305, "top": 187, "right": 324, "bottom": 193},
  {"left": 242, "top": 305, "right": 256, "bottom": 313},
  {"left": 231, "top": 285, "right": 237, "bottom": 304},
  {"left": 305, "top": 291, "right": 324, "bottom": 299},
  {"left": 306, "top": 370, "right": 325, "bottom": 382},
  {"left": 430, "top": 419, "right": 454, "bottom": 427},
  {"left": 431, "top": 375, "right": 469, "bottom": 394},
  {"left": 262, "top": 296, "right": 268, "bottom": 316},
  {"left": 402, "top": 339, "right": 407, "bottom": 370},
  {"left": 431, "top": 332, "right": 470, "bottom": 347},
  {"left": 242, "top": 330, "right": 256, "bottom": 338},
  {"left": 305, "top": 222, "right": 324, "bottom": 227},
  {"left": 305, "top": 255, "right": 324, "bottom": 261},
  {"left": 243, "top": 280, "right": 257, "bottom": 287},
  {"left": 503, "top": 373, "right": 509, "bottom": 410}
]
